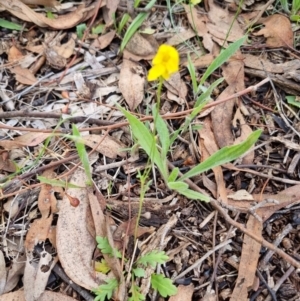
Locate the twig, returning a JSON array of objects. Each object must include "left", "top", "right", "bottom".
[
  {"left": 264, "top": 266, "right": 295, "bottom": 301},
  {"left": 259, "top": 223, "right": 294, "bottom": 270},
  {"left": 53, "top": 264, "right": 94, "bottom": 301},
  {"left": 256, "top": 269, "right": 277, "bottom": 301},
  {"left": 174, "top": 239, "right": 233, "bottom": 280},
  {"left": 167, "top": 162, "right": 300, "bottom": 270},
  {"left": 0, "top": 111, "right": 114, "bottom": 126}
]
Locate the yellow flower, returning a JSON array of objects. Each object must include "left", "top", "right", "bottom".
[{"left": 147, "top": 44, "right": 179, "bottom": 81}]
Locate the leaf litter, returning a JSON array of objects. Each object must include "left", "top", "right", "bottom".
[{"left": 1, "top": 1, "right": 300, "bottom": 301}]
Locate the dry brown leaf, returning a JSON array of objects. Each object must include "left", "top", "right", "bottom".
[
  {"left": 0, "top": 0, "right": 104, "bottom": 29},
  {"left": 0, "top": 151, "right": 16, "bottom": 172},
  {"left": 230, "top": 215, "right": 262, "bottom": 301},
  {"left": 91, "top": 30, "right": 116, "bottom": 50},
  {"left": 165, "top": 72, "right": 188, "bottom": 105},
  {"left": 11, "top": 66, "right": 37, "bottom": 85},
  {"left": 183, "top": 4, "right": 216, "bottom": 53},
  {"left": 52, "top": 38, "right": 75, "bottom": 59},
  {"left": 3, "top": 254, "right": 26, "bottom": 294},
  {"left": 253, "top": 15, "right": 293, "bottom": 48},
  {"left": 232, "top": 108, "right": 254, "bottom": 164},
  {"left": 207, "top": 0, "right": 244, "bottom": 44},
  {"left": 125, "top": 32, "right": 158, "bottom": 59},
  {"left": 167, "top": 28, "right": 196, "bottom": 46},
  {"left": 8, "top": 45, "right": 23, "bottom": 62},
  {"left": 211, "top": 52, "right": 244, "bottom": 148},
  {"left": 0, "top": 290, "right": 78, "bottom": 301},
  {"left": 199, "top": 118, "right": 227, "bottom": 203},
  {"left": 169, "top": 284, "right": 194, "bottom": 301},
  {"left": 119, "top": 56, "right": 145, "bottom": 110},
  {"left": 0, "top": 132, "right": 51, "bottom": 150},
  {"left": 82, "top": 134, "right": 126, "bottom": 159},
  {"left": 225, "top": 180, "right": 300, "bottom": 222},
  {"left": 56, "top": 168, "right": 108, "bottom": 290},
  {"left": 103, "top": 0, "right": 120, "bottom": 26},
  {"left": 25, "top": 216, "right": 53, "bottom": 252}
]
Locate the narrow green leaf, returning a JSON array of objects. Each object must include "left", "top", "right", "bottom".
[
  {"left": 76, "top": 23, "right": 87, "bottom": 39},
  {"left": 37, "top": 176, "right": 84, "bottom": 189},
  {"left": 187, "top": 53, "right": 198, "bottom": 94},
  {"left": 118, "top": 106, "right": 168, "bottom": 180},
  {"left": 118, "top": 13, "right": 130, "bottom": 34},
  {"left": 200, "top": 36, "right": 247, "bottom": 85},
  {"left": 179, "top": 130, "right": 262, "bottom": 181},
  {"left": 72, "top": 124, "right": 92, "bottom": 185},
  {"left": 178, "top": 188, "right": 210, "bottom": 202},
  {"left": 167, "top": 181, "right": 188, "bottom": 191},
  {"left": 120, "top": 0, "right": 156, "bottom": 52},
  {"left": 0, "top": 18, "right": 23, "bottom": 31},
  {"left": 153, "top": 104, "right": 170, "bottom": 159},
  {"left": 151, "top": 274, "right": 177, "bottom": 297},
  {"left": 286, "top": 95, "right": 300, "bottom": 108},
  {"left": 168, "top": 167, "right": 179, "bottom": 183}
]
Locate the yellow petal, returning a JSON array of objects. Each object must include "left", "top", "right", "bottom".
[{"left": 147, "top": 64, "right": 166, "bottom": 81}]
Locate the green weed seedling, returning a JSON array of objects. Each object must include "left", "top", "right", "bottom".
[{"left": 93, "top": 236, "right": 177, "bottom": 301}]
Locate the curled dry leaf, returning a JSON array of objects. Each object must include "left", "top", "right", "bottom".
[
  {"left": 119, "top": 55, "right": 145, "bottom": 111},
  {"left": 0, "top": 0, "right": 104, "bottom": 29},
  {"left": 253, "top": 15, "right": 293, "bottom": 48},
  {"left": 0, "top": 290, "right": 78, "bottom": 301},
  {"left": 56, "top": 168, "right": 109, "bottom": 290}
]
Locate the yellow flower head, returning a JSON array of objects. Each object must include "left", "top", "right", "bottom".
[{"left": 147, "top": 44, "right": 179, "bottom": 81}]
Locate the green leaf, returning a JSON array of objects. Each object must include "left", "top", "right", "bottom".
[
  {"left": 168, "top": 181, "right": 188, "bottom": 191},
  {"left": 286, "top": 95, "right": 300, "bottom": 108},
  {"left": 179, "top": 130, "right": 262, "bottom": 181},
  {"left": 120, "top": 0, "right": 156, "bottom": 52},
  {"left": 151, "top": 274, "right": 177, "bottom": 297},
  {"left": 153, "top": 104, "right": 170, "bottom": 159},
  {"left": 92, "top": 24, "right": 105, "bottom": 35},
  {"left": 168, "top": 167, "right": 179, "bottom": 182},
  {"left": 93, "top": 278, "right": 118, "bottom": 301},
  {"left": 118, "top": 13, "right": 130, "bottom": 34},
  {"left": 0, "top": 18, "right": 23, "bottom": 31},
  {"left": 118, "top": 105, "right": 168, "bottom": 180},
  {"left": 95, "top": 259, "right": 111, "bottom": 274},
  {"left": 72, "top": 124, "right": 92, "bottom": 185},
  {"left": 180, "top": 78, "right": 224, "bottom": 134},
  {"left": 96, "top": 236, "right": 122, "bottom": 258},
  {"left": 132, "top": 267, "right": 145, "bottom": 278},
  {"left": 129, "top": 284, "right": 145, "bottom": 301},
  {"left": 76, "top": 23, "right": 87, "bottom": 39},
  {"left": 37, "top": 176, "right": 84, "bottom": 189},
  {"left": 187, "top": 53, "right": 198, "bottom": 95},
  {"left": 178, "top": 188, "right": 210, "bottom": 202},
  {"left": 200, "top": 36, "right": 247, "bottom": 85},
  {"left": 137, "top": 250, "right": 169, "bottom": 268}
]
